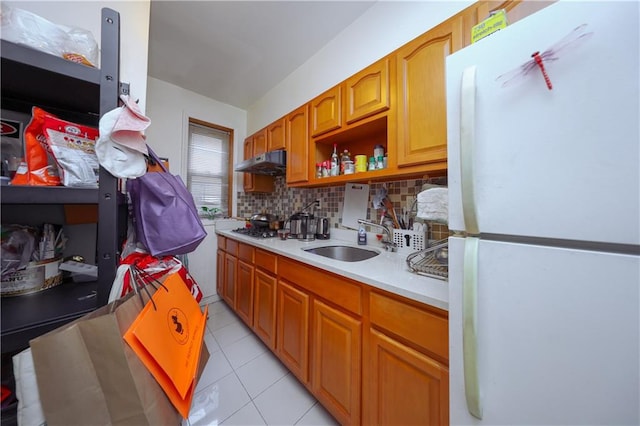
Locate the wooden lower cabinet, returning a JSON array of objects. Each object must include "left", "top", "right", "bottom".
[
  {"left": 311, "top": 299, "right": 361, "bottom": 425},
  {"left": 223, "top": 252, "right": 237, "bottom": 307},
  {"left": 364, "top": 328, "right": 449, "bottom": 426},
  {"left": 253, "top": 269, "right": 277, "bottom": 349},
  {"left": 216, "top": 248, "right": 224, "bottom": 297},
  {"left": 236, "top": 259, "right": 254, "bottom": 326},
  {"left": 216, "top": 239, "right": 449, "bottom": 425},
  {"left": 276, "top": 279, "right": 310, "bottom": 384}
]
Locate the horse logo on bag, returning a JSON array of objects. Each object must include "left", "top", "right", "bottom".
[{"left": 167, "top": 307, "right": 189, "bottom": 345}]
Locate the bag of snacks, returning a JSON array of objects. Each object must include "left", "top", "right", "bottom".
[
  {"left": 11, "top": 107, "right": 61, "bottom": 186},
  {"left": 43, "top": 113, "right": 99, "bottom": 188}
]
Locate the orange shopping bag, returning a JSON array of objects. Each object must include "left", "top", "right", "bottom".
[{"left": 124, "top": 272, "right": 208, "bottom": 418}]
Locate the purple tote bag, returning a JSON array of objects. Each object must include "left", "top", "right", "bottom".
[{"left": 126, "top": 146, "right": 207, "bottom": 256}]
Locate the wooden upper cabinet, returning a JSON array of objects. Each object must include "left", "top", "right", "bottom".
[
  {"left": 396, "top": 14, "right": 464, "bottom": 168},
  {"left": 243, "top": 130, "right": 274, "bottom": 193},
  {"left": 267, "top": 117, "right": 286, "bottom": 151},
  {"left": 253, "top": 128, "right": 268, "bottom": 156},
  {"left": 311, "top": 85, "right": 342, "bottom": 137},
  {"left": 242, "top": 136, "right": 254, "bottom": 191},
  {"left": 345, "top": 57, "right": 390, "bottom": 124},
  {"left": 286, "top": 103, "right": 310, "bottom": 184}
]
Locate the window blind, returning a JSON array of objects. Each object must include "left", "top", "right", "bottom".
[{"left": 187, "top": 122, "right": 229, "bottom": 216}]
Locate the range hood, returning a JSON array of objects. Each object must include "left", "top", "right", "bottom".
[{"left": 234, "top": 149, "right": 286, "bottom": 176}]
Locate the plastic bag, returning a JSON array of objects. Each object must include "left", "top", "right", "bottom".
[
  {"left": 1, "top": 225, "right": 37, "bottom": 277},
  {"left": 109, "top": 250, "right": 203, "bottom": 303},
  {"left": 43, "top": 112, "right": 100, "bottom": 188},
  {"left": 0, "top": 4, "right": 99, "bottom": 67}
]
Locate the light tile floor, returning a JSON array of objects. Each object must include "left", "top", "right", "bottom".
[{"left": 183, "top": 300, "right": 340, "bottom": 426}]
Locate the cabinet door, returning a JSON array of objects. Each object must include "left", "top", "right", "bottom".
[
  {"left": 345, "top": 57, "right": 390, "bottom": 124},
  {"left": 223, "top": 253, "right": 237, "bottom": 307},
  {"left": 253, "top": 128, "right": 268, "bottom": 156},
  {"left": 311, "top": 85, "right": 342, "bottom": 137},
  {"left": 286, "top": 104, "right": 310, "bottom": 184},
  {"left": 216, "top": 248, "right": 225, "bottom": 298},
  {"left": 267, "top": 117, "right": 286, "bottom": 151},
  {"left": 253, "top": 269, "right": 277, "bottom": 349},
  {"left": 242, "top": 136, "right": 255, "bottom": 192},
  {"left": 364, "top": 328, "right": 449, "bottom": 426},
  {"left": 311, "top": 299, "right": 361, "bottom": 425},
  {"left": 236, "top": 259, "right": 254, "bottom": 327},
  {"left": 396, "top": 14, "right": 464, "bottom": 168},
  {"left": 277, "top": 279, "right": 309, "bottom": 383},
  {"left": 243, "top": 133, "right": 275, "bottom": 193}
]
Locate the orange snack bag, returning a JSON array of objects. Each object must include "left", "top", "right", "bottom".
[{"left": 11, "top": 107, "right": 61, "bottom": 186}]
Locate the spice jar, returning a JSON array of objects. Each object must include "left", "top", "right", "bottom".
[{"left": 368, "top": 157, "right": 376, "bottom": 171}]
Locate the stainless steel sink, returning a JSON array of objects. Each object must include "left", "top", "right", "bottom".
[{"left": 303, "top": 245, "right": 380, "bottom": 262}]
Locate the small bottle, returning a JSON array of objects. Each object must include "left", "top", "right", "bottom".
[
  {"left": 330, "top": 144, "right": 340, "bottom": 176},
  {"left": 358, "top": 225, "right": 367, "bottom": 245},
  {"left": 322, "top": 160, "right": 330, "bottom": 177},
  {"left": 374, "top": 144, "right": 385, "bottom": 159},
  {"left": 368, "top": 156, "right": 376, "bottom": 171},
  {"left": 376, "top": 155, "right": 384, "bottom": 169},
  {"left": 340, "top": 149, "right": 351, "bottom": 175},
  {"left": 316, "top": 162, "right": 323, "bottom": 178}
]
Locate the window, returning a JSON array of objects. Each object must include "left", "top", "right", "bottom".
[{"left": 186, "top": 119, "right": 232, "bottom": 217}]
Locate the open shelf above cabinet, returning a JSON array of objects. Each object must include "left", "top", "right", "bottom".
[
  {"left": 1, "top": 40, "right": 101, "bottom": 115},
  {"left": 1, "top": 185, "right": 99, "bottom": 204}
]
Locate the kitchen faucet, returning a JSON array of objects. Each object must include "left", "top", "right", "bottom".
[{"left": 357, "top": 219, "right": 398, "bottom": 252}]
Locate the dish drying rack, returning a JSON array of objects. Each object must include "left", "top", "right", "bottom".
[{"left": 406, "top": 238, "right": 448, "bottom": 280}]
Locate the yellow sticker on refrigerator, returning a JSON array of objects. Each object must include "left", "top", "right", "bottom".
[{"left": 471, "top": 9, "right": 508, "bottom": 44}]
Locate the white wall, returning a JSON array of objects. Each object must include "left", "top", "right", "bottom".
[
  {"left": 247, "top": 0, "right": 474, "bottom": 133},
  {"left": 144, "top": 77, "right": 247, "bottom": 215},
  {"left": 4, "top": 0, "right": 150, "bottom": 111}
]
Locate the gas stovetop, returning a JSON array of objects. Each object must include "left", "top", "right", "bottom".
[{"left": 231, "top": 227, "right": 277, "bottom": 239}]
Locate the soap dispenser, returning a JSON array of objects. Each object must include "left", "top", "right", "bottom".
[{"left": 357, "top": 225, "right": 367, "bottom": 245}]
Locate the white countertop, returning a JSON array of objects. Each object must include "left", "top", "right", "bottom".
[{"left": 217, "top": 227, "right": 449, "bottom": 311}]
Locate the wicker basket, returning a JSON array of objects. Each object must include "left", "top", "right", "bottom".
[{"left": 1, "top": 257, "right": 63, "bottom": 297}]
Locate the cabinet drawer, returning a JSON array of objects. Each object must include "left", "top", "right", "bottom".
[
  {"left": 255, "top": 249, "right": 277, "bottom": 274},
  {"left": 238, "top": 243, "right": 255, "bottom": 263},
  {"left": 226, "top": 239, "right": 239, "bottom": 256},
  {"left": 370, "top": 291, "right": 448, "bottom": 360},
  {"left": 279, "top": 258, "right": 362, "bottom": 315},
  {"left": 217, "top": 235, "right": 226, "bottom": 251}
]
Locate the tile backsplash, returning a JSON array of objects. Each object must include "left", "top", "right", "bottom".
[{"left": 237, "top": 176, "right": 449, "bottom": 241}]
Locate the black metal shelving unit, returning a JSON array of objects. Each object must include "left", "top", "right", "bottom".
[{"left": 0, "top": 8, "right": 125, "bottom": 354}]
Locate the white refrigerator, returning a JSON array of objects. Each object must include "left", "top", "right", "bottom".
[{"left": 446, "top": 1, "right": 639, "bottom": 424}]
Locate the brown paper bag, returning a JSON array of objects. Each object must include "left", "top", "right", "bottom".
[{"left": 30, "top": 291, "right": 209, "bottom": 425}]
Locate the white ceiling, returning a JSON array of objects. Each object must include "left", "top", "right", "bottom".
[{"left": 148, "top": 1, "right": 377, "bottom": 110}]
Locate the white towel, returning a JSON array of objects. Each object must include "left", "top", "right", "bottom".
[
  {"left": 416, "top": 187, "right": 448, "bottom": 223},
  {"left": 13, "top": 348, "right": 46, "bottom": 426}
]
